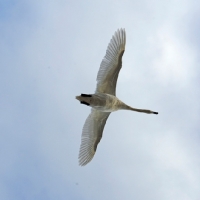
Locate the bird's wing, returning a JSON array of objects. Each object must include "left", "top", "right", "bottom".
[
  {"left": 79, "top": 109, "right": 110, "bottom": 166},
  {"left": 95, "top": 28, "right": 126, "bottom": 96}
]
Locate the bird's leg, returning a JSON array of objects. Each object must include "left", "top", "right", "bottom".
[
  {"left": 76, "top": 95, "right": 92, "bottom": 106},
  {"left": 81, "top": 94, "right": 92, "bottom": 97},
  {"left": 81, "top": 101, "right": 90, "bottom": 106}
]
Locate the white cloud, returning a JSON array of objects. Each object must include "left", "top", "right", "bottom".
[
  {"left": 1, "top": 0, "right": 200, "bottom": 200},
  {"left": 149, "top": 26, "right": 196, "bottom": 87}
]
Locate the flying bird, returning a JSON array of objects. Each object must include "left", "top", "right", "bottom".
[{"left": 76, "top": 28, "right": 158, "bottom": 166}]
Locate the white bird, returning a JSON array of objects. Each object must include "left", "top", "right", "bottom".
[{"left": 76, "top": 28, "right": 158, "bottom": 166}]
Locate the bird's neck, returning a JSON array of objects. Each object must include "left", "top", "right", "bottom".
[{"left": 119, "top": 102, "right": 153, "bottom": 114}]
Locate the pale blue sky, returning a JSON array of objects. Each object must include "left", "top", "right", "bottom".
[{"left": 1, "top": 0, "right": 200, "bottom": 199}]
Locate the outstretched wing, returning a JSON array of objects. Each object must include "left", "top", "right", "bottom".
[
  {"left": 79, "top": 109, "right": 110, "bottom": 166},
  {"left": 95, "top": 28, "right": 126, "bottom": 96}
]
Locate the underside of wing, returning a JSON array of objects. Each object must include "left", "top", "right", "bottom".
[
  {"left": 96, "top": 28, "right": 126, "bottom": 96},
  {"left": 79, "top": 109, "right": 110, "bottom": 166}
]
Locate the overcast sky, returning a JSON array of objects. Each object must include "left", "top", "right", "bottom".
[{"left": 1, "top": 0, "right": 200, "bottom": 199}]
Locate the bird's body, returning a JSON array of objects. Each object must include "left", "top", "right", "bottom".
[
  {"left": 76, "top": 93, "right": 157, "bottom": 114},
  {"left": 76, "top": 93, "right": 123, "bottom": 112},
  {"left": 76, "top": 29, "right": 158, "bottom": 166}
]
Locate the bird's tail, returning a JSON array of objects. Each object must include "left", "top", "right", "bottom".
[{"left": 75, "top": 94, "right": 92, "bottom": 106}]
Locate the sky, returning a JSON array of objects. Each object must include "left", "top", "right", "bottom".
[{"left": 1, "top": 0, "right": 200, "bottom": 199}]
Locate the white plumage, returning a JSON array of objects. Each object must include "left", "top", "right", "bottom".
[{"left": 76, "top": 29, "right": 158, "bottom": 166}]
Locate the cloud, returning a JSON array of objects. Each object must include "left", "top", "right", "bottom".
[{"left": 1, "top": 0, "right": 200, "bottom": 200}]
